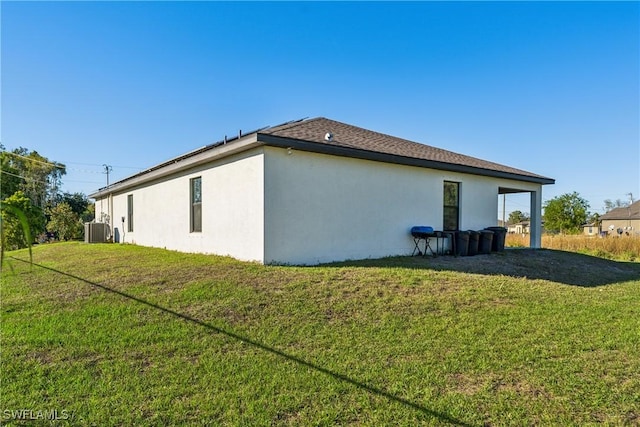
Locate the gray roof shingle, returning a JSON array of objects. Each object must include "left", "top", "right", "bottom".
[
  {"left": 600, "top": 200, "right": 640, "bottom": 220},
  {"left": 259, "top": 117, "right": 553, "bottom": 183}
]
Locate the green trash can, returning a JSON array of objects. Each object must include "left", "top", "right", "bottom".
[
  {"left": 455, "top": 231, "right": 470, "bottom": 256},
  {"left": 479, "top": 230, "right": 494, "bottom": 254},
  {"left": 467, "top": 230, "right": 480, "bottom": 256},
  {"left": 485, "top": 227, "right": 507, "bottom": 252}
]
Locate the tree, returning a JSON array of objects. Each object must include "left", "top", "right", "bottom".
[
  {"left": 46, "top": 202, "right": 83, "bottom": 241},
  {"left": 0, "top": 144, "right": 22, "bottom": 200},
  {"left": 543, "top": 192, "right": 590, "bottom": 234},
  {"left": 586, "top": 212, "right": 601, "bottom": 226},
  {"left": 0, "top": 147, "right": 66, "bottom": 208},
  {"left": 0, "top": 191, "right": 46, "bottom": 250},
  {"left": 55, "top": 192, "right": 94, "bottom": 222},
  {"left": 603, "top": 198, "right": 630, "bottom": 212},
  {"left": 1, "top": 146, "right": 79, "bottom": 244},
  {"left": 59, "top": 192, "right": 88, "bottom": 215},
  {"left": 508, "top": 210, "right": 530, "bottom": 225},
  {"left": 83, "top": 203, "right": 95, "bottom": 224}
]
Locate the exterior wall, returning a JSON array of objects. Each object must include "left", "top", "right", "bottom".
[
  {"left": 262, "top": 147, "right": 512, "bottom": 265},
  {"left": 93, "top": 145, "right": 547, "bottom": 265},
  {"left": 601, "top": 219, "right": 639, "bottom": 237},
  {"left": 583, "top": 224, "right": 600, "bottom": 236},
  {"left": 94, "top": 149, "right": 265, "bottom": 262}
]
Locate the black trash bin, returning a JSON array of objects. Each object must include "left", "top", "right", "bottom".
[
  {"left": 467, "top": 230, "right": 479, "bottom": 256},
  {"left": 485, "top": 226, "right": 507, "bottom": 252},
  {"left": 479, "top": 230, "right": 494, "bottom": 254},
  {"left": 455, "top": 231, "right": 470, "bottom": 256}
]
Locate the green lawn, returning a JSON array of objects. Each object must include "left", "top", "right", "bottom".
[{"left": 2, "top": 243, "right": 639, "bottom": 425}]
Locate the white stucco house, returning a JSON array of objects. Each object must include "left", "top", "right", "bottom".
[{"left": 90, "top": 117, "right": 554, "bottom": 265}]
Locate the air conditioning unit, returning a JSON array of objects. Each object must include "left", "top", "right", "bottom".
[{"left": 84, "top": 222, "right": 110, "bottom": 243}]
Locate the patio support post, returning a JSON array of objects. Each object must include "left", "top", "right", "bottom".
[{"left": 530, "top": 189, "right": 542, "bottom": 248}]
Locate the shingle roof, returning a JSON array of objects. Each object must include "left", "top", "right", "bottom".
[
  {"left": 90, "top": 116, "right": 554, "bottom": 198},
  {"left": 259, "top": 117, "right": 553, "bottom": 183},
  {"left": 600, "top": 200, "right": 640, "bottom": 220}
]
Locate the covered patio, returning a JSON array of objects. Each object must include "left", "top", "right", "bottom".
[{"left": 498, "top": 186, "right": 544, "bottom": 249}]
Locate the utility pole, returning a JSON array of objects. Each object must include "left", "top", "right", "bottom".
[
  {"left": 627, "top": 192, "right": 634, "bottom": 204},
  {"left": 103, "top": 164, "right": 113, "bottom": 187}
]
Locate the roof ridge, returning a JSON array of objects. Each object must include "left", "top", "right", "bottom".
[
  {"left": 261, "top": 117, "right": 317, "bottom": 133},
  {"left": 90, "top": 116, "right": 555, "bottom": 197},
  {"left": 601, "top": 200, "right": 640, "bottom": 219}
]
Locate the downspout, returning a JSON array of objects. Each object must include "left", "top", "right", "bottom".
[{"left": 109, "top": 192, "right": 114, "bottom": 241}]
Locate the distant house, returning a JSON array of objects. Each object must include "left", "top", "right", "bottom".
[
  {"left": 90, "top": 117, "right": 554, "bottom": 265},
  {"left": 507, "top": 221, "right": 530, "bottom": 234},
  {"left": 599, "top": 200, "right": 640, "bottom": 236},
  {"left": 582, "top": 222, "right": 600, "bottom": 236}
]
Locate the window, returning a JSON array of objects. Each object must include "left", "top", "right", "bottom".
[
  {"left": 443, "top": 181, "right": 460, "bottom": 231},
  {"left": 127, "top": 194, "right": 134, "bottom": 232},
  {"left": 190, "top": 177, "right": 202, "bottom": 232}
]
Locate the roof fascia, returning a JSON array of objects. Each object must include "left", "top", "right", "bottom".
[
  {"left": 258, "top": 134, "right": 555, "bottom": 185},
  {"left": 90, "top": 134, "right": 261, "bottom": 199}
]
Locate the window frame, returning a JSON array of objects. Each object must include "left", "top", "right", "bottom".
[
  {"left": 127, "top": 194, "right": 134, "bottom": 233},
  {"left": 190, "top": 177, "right": 202, "bottom": 233},
  {"left": 443, "top": 181, "right": 460, "bottom": 231}
]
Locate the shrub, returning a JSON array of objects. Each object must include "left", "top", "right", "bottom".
[
  {"left": 46, "top": 202, "right": 83, "bottom": 241},
  {"left": 0, "top": 191, "right": 45, "bottom": 250}
]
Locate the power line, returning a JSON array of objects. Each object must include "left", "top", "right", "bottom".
[
  {"left": 63, "top": 161, "right": 144, "bottom": 170},
  {"left": 63, "top": 179, "right": 104, "bottom": 184},
  {"left": 0, "top": 169, "right": 50, "bottom": 185},
  {"left": 1, "top": 150, "right": 65, "bottom": 169},
  {"left": 2, "top": 149, "right": 150, "bottom": 182},
  {"left": 2, "top": 150, "right": 144, "bottom": 174},
  {"left": 1, "top": 169, "right": 102, "bottom": 192},
  {"left": 63, "top": 168, "right": 105, "bottom": 174}
]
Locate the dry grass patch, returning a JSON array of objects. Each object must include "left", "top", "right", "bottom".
[{"left": 507, "top": 233, "right": 640, "bottom": 261}]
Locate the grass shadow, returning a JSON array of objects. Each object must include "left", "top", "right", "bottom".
[
  {"left": 324, "top": 249, "right": 640, "bottom": 287},
  {"left": 11, "top": 256, "right": 472, "bottom": 426}
]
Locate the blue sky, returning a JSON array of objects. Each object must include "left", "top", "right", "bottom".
[{"left": 2, "top": 1, "right": 638, "bottom": 215}]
